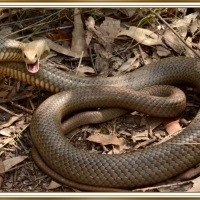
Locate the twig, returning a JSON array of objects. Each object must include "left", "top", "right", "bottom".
[
  {"left": 0, "top": 124, "right": 29, "bottom": 149},
  {"left": 28, "top": 98, "right": 35, "bottom": 111},
  {"left": 75, "top": 51, "right": 84, "bottom": 75},
  {"left": 5, "top": 8, "right": 66, "bottom": 41},
  {"left": 149, "top": 9, "right": 200, "bottom": 58},
  {"left": 16, "top": 25, "right": 73, "bottom": 41},
  {"left": 134, "top": 137, "right": 157, "bottom": 149},
  {"left": 0, "top": 92, "right": 33, "bottom": 104},
  {"left": 34, "top": 175, "right": 49, "bottom": 181},
  {"left": 132, "top": 180, "right": 191, "bottom": 192},
  {"left": 15, "top": 135, "right": 29, "bottom": 154},
  {"left": 6, "top": 162, "right": 33, "bottom": 173},
  {"left": 88, "top": 46, "right": 96, "bottom": 73},
  {"left": 0, "top": 105, "right": 20, "bottom": 117}
]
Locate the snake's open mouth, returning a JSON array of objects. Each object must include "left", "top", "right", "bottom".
[{"left": 26, "top": 60, "right": 39, "bottom": 73}]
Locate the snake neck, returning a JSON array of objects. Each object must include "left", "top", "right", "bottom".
[{"left": 0, "top": 57, "right": 199, "bottom": 93}]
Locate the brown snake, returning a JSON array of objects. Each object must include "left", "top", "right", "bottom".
[{"left": 1, "top": 39, "right": 200, "bottom": 191}]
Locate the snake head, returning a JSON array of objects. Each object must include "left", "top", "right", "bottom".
[
  {"left": 22, "top": 40, "right": 50, "bottom": 73},
  {"left": 23, "top": 49, "right": 39, "bottom": 73}
]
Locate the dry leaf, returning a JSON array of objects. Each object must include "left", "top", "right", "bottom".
[
  {"left": 163, "top": 118, "right": 182, "bottom": 135},
  {"left": 132, "top": 130, "right": 149, "bottom": 143},
  {"left": 0, "top": 137, "right": 13, "bottom": 148},
  {"left": 119, "top": 8, "right": 137, "bottom": 17},
  {"left": 190, "top": 19, "right": 200, "bottom": 35},
  {"left": 118, "top": 56, "right": 140, "bottom": 72},
  {"left": 85, "top": 16, "right": 95, "bottom": 30},
  {"left": 187, "top": 176, "right": 200, "bottom": 192},
  {"left": 0, "top": 115, "right": 23, "bottom": 129},
  {"left": 45, "top": 39, "right": 80, "bottom": 58},
  {"left": 185, "top": 37, "right": 200, "bottom": 57},
  {"left": 87, "top": 134, "right": 125, "bottom": 146},
  {"left": 156, "top": 45, "right": 171, "bottom": 57},
  {"left": 172, "top": 12, "right": 199, "bottom": 28},
  {"left": 0, "top": 27, "right": 12, "bottom": 37},
  {"left": 46, "top": 180, "right": 61, "bottom": 189},
  {"left": 138, "top": 45, "right": 153, "bottom": 65},
  {"left": 0, "top": 128, "right": 11, "bottom": 137},
  {"left": 85, "top": 30, "right": 93, "bottom": 46},
  {"left": 163, "top": 28, "right": 184, "bottom": 53},
  {"left": 119, "top": 130, "right": 132, "bottom": 137},
  {"left": 0, "top": 176, "right": 3, "bottom": 188},
  {"left": 47, "top": 32, "right": 60, "bottom": 40},
  {"left": 56, "top": 28, "right": 71, "bottom": 40},
  {"left": 71, "top": 8, "right": 88, "bottom": 57},
  {"left": 117, "top": 26, "right": 163, "bottom": 46},
  {"left": 94, "top": 44, "right": 109, "bottom": 73},
  {"left": 0, "top": 158, "right": 5, "bottom": 174},
  {"left": 0, "top": 91, "right": 9, "bottom": 98},
  {"left": 3, "top": 156, "right": 27, "bottom": 171},
  {"left": 176, "top": 165, "right": 200, "bottom": 181},
  {"left": 148, "top": 117, "right": 163, "bottom": 130},
  {"left": 76, "top": 66, "right": 95, "bottom": 76},
  {"left": 100, "top": 17, "right": 121, "bottom": 42}
]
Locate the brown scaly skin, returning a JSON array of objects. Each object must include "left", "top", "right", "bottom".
[{"left": 0, "top": 39, "right": 200, "bottom": 191}]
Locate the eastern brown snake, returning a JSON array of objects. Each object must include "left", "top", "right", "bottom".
[{"left": 0, "top": 38, "right": 200, "bottom": 191}]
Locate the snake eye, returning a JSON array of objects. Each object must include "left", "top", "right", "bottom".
[
  {"left": 35, "top": 54, "right": 37, "bottom": 58},
  {"left": 24, "top": 54, "right": 26, "bottom": 59}
]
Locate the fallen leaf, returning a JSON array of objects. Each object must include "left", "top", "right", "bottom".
[
  {"left": 163, "top": 118, "right": 182, "bottom": 135},
  {"left": 187, "top": 176, "right": 200, "bottom": 192},
  {"left": 190, "top": 19, "right": 200, "bottom": 35},
  {"left": 132, "top": 130, "right": 149, "bottom": 143},
  {"left": 0, "top": 176, "right": 3, "bottom": 188},
  {"left": 117, "top": 26, "right": 163, "bottom": 46},
  {"left": 46, "top": 180, "right": 61, "bottom": 189},
  {"left": 76, "top": 66, "right": 95, "bottom": 76},
  {"left": 0, "top": 158, "right": 5, "bottom": 174},
  {"left": 148, "top": 117, "right": 163, "bottom": 130},
  {"left": 119, "top": 8, "right": 137, "bottom": 17},
  {"left": 110, "top": 57, "right": 124, "bottom": 72},
  {"left": 56, "top": 28, "right": 71, "bottom": 40},
  {"left": 185, "top": 37, "right": 200, "bottom": 57},
  {"left": 0, "top": 27, "right": 12, "bottom": 37},
  {"left": 176, "top": 165, "right": 200, "bottom": 181},
  {"left": 85, "top": 30, "right": 93, "bottom": 46},
  {"left": 172, "top": 12, "right": 199, "bottom": 28},
  {"left": 87, "top": 134, "right": 125, "bottom": 146},
  {"left": 100, "top": 17, "right": 121, "bottom": 42},
  {"left": 118, "top": 55, "right": 140, "bottom": 72},
  {"left": 94, "top": 43, "right": 110, "bottom": 73},
  {"left": 0, "top": 128, "right": 11, "bottom": 136},
  {"left": 45, "top": 38, "right": 80, "bottom": 58},
  {"left": 47, "top": 32, "right": 60, "bottom": 40},
  {"left": 0, "top": 115, "right": 23, "bottom": 129},
  {"left": 0, "top": 137, "right": 13, "bottom": 148},
  {"left": 71, "top": 8, "right": 88, "bottom": 57},
  {"left": 166, "top": 8, "right": 177, "bottom": 16},
  {"left": 119, "top": 130, "right": 132, "bottom": 137},
  {"left": 85, "top": 16, "right": 95, "bottom": 30},
  {"left": 163, "top": 28, "right": 184, "bottom": 53},
  {"left": 138, "top": 45, "right": 153, "bottom": 65},
  {"left": 156, "top": 45, "right": 171, "bottom": 57},
  {"left": 3, "top": 156, "right": 27, "bottom": 171},
  {"left": 0, "top": 91, "right": 9, "bottom": 98}
]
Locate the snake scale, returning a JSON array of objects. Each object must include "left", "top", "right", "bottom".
[{"left": 1, "top": 38, "right": 200, "bottom": 191}]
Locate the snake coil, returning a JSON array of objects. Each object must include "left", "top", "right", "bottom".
[{"left": 0, "top": 38, "right": 200, "bottom": 191}]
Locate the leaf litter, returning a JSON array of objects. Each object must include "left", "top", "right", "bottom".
[{"left": 0, "top": 7, "right": 200, "bottom": 192}]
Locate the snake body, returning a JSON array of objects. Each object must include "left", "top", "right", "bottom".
[{"left": 1, "top": 38, "right": 200, "bottom": 191}]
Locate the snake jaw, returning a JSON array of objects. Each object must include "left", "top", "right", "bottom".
[{"left": 26, "top": 59, "right": 39, "bottom": 73}]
